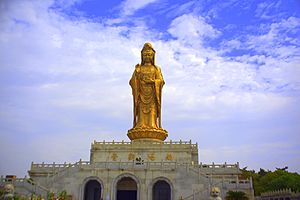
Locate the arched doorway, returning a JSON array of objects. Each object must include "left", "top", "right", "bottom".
[
  {"left": 116, "top": 177, "right": 137, "bottom": 200},
  {"left": 84, "top": 180, "right": 102, "bottom": 200},
  {"left": 152, "top": 180, "right": 171, "bottom": 200}
]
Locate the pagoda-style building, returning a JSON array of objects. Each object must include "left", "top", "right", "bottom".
[{"left": 1, "top": 43, "right": 254, "bottom": 200}]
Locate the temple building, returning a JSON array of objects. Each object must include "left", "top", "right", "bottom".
[{"left": 0, "top": 43, "right": 254, "bottom": 200}]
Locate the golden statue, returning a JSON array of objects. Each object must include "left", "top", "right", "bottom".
[{"left": 128, "top": 43, "right": 168, "bottom": 141}]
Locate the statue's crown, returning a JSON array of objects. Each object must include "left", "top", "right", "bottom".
[{"left": 142, "top": 42, "right": 155, "bottom": 52}]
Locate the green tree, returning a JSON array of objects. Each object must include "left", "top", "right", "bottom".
[
  {"left": 47, "top": 191, "right": 55, "bottom": 200},
  {"left": 226, "top": 191, "right": 248, "bottom": 200},
  {"left": 241, "top": 167, "right": 300, "bottom": 196},
  {"left": 58, "top": 190, "right": 67, "bottom": 200}
]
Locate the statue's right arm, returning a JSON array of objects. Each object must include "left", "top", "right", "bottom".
[
  {"left": 135, "top": 64, "right": 140, "bottom": 72},
  {"left": 130, "top": 64, "right": 140, "bottom": 86}
]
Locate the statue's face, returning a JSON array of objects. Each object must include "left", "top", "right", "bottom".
[
  {"left": 211, "top": 187, "right": 220, "bottom": 197},
  {"left": 4, "top": 184, "right": 14, "bottom": 194},
  {"left": 142, "top": 50, "right": 153, "bottom": 64}
]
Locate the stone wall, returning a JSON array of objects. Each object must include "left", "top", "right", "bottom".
[{"left": 1, "top": 141, "right": 255, "bottom": 200}]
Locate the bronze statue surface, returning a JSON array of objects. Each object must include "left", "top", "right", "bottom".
[{"left": 128, "top": 43, "right": 168, "bottom": 141}]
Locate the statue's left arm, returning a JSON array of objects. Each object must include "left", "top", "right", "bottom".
[
  {"left": 154, "top": 66, "right": 165, "bottom": 128},
  {"left": 129, "top": 64, "right": 140, "bottom": 127}
]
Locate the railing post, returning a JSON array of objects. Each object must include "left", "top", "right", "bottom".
[
  {"left": 222, "top": 176, "right": 225, "bottom": 188},
  {"left": 198, "top": 166, "right": 200, "bottom": 182},
  {"left": 193, "top": 190, "right": 195, "bottom": 200},
  {"left": 52, "top": 162, "right": 55, "bottom": 173}
]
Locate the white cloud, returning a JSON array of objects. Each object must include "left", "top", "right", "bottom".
[
  {"left": 0, "top": 0, "right": 300, "bottom": 176},
  {"left": 168, "top": 14, "right": 220, "bottom": 42},
  {"left": 255, "top": 1, "right": 281, "bottom": 19},
  {"left": 219, "top": 16, "right": 300, "bottom": 95},
  {"left": 221, "top": 39, "right": 241, "bottom": 50},
  {"left": 120, "top": 0, "right": 159, "bottom": 16},
  {"left": 246, "top": 17, "right": 300, "bottom": 56},
  {"left": 1, "top": 0, "right": 298, "bottom": 127}
]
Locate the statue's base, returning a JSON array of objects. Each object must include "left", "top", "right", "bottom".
[{"left": 127, "top": 127, "right": 168, "bottom": 141}]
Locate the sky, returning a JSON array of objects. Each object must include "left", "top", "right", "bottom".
[{"left": 0, "top": 0, "right": 299, "bottom": 177}]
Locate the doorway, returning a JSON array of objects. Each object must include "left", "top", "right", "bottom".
[
  {"left": 116, "top": 177, "right": 137, "bottom": 200},
  {"left": 152, "top": 180, "right": 171, "bottom": 200},
  {"left": 84, "top": 180, "right": 102, "bottom": 200}
]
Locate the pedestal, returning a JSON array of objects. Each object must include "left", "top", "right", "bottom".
[{"left": 127, "top": 127, "right": 168, "bottom": 141}]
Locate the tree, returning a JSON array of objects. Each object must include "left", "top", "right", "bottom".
[
  {"left": 241, "top": 167, "right": 300, "bottom": 196},
  {"left": 226, "top": 191, "right": 248, "bottom": 200}
]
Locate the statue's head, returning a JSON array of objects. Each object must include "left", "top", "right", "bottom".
[
  {"left": 141, "top": 42, "right": 155, "bottom": 65},
  {"left": 210, "top": 187, "right": 221, "bottom": 198},
  {"left": 4, "top": 183, "right": 14, "bottom": 195}
]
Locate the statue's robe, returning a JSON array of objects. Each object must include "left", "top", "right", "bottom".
[{"left": 130, "top": 64, "right": 164, "bottom": 129}]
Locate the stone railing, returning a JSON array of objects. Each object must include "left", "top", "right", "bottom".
[
  {"left": 181, "top": 177, "right": 253, "bottom": 200},
  {"left": 259, "top": 188, "right": 300, "bottom": 200},
  {"left": 0, "top": 176, "right": 49, "bottom": 197},
  {"left": 31, "top": 159, "right": 90, "bottom": 169},
  {"left": 223, "top": 178, "right": 253, "bottom": 189},
  {"left": 199, "top": 162, "right": 239, "bottom": 169},
  {"left": 181, "top": 186, "right": 209, "bottom": 200},
  {"left": 92, "top": 161, "right": 181, "bottom": 170},
  {"left": 31, "top": 160, "right": 240, "bottom": 173},
  {"left": 196, "top": 162, "right": 240, "bottom": 175},
  {"left": 92, "top": 140, "right": 198, "bottom": 148},
  {"left": 261, "top": 188, "right": 295, "bottom": 196}
]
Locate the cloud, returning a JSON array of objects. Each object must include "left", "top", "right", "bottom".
[
  {"left": 159, "top": 1, "right": 197, "bottom": 19},
  {"left": 245, "top": 17, "right": 300, "bottom": 56},
  {"left": 219, "top": 16, "right": 300, "bottom": 94},
  {"left": 255, "top": 1, "right": 282, "bottom": 19},
  {"left": 201, "top": 142, "right": 300, "bottom": 173},
  {"left": 0, "top": 0, "right": 300, "bottom": 177},
  {"left": 168, "top": 14, "right": 220, "bottom": 43},
  {"left": 119, "top": 0, "right": 159, "bottom": 16}
]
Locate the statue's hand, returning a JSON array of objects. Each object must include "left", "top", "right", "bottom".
[
  {"left": 143, "top": 76, "right": 155, "bottom": 83},
  {"left": 148, "top": 78, "right": 155, "bottom": 83},
  {"left": 146, "top": 78, "right": 155, "bottom": 83}
]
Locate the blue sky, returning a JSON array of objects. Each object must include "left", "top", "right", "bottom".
[{"left": 0, "top": 0, "right": 300, "bottom": 177}]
